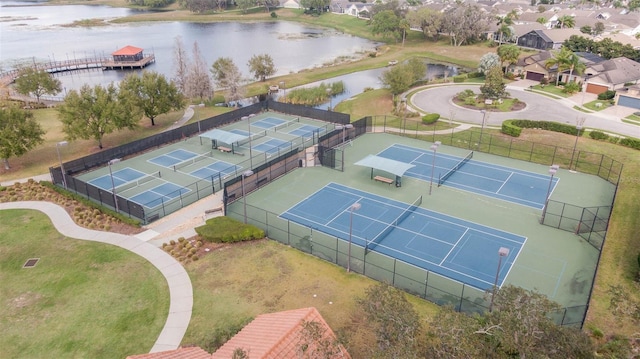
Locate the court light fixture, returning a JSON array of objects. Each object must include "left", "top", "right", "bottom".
[
  {"left": 490, "top": 246, "right": 510, "bottom": 312},
  {"left": 347, "top": 202, "right": 361, "bottom": 273},
  {"left": 56, "top": 141, "right": 68, "bottom": 189},
  {"left": 241, "top": 170, "right": 254, "bottom": 224},
  {"left": 108, "top": 158, "right": 122, "bottom": 212}
]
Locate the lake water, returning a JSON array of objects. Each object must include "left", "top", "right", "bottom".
[{"left": 0, "top": 1, "right": 459, "bottom": 106}]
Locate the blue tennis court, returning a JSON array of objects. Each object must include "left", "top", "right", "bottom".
[
  {"left": 129, "top": 182, "right": 191, "bottom": 209},
  {"left": 281, "top": 183, "right": 526, "bottom": 291},
  {"left": 230, "top": 129, "right": 250, "bottom": 137},
  {"left": 190, "top": 161, "right": 240, "bottom": 180},
  {"left": 252, "top": 138, "right": 291, "bottom": 154},
  {"left": 377, "top": 144, "right": 559, "bottom": 209},
  {"left": 148, "top": 149, "right": 198, "bottom": 167},
  {"left": 288, "top": 125, "right": 323, "bottom": 138},
  {"left": 250, "top": 117, "right": 286, "bottom": 129},
  {"left": 88, "top": 168, "right": 146, "bottom": 191}
]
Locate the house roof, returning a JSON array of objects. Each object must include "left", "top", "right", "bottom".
[
  {"left": 126, "top": 347, "right": 211, "bottom": 359},
  {"left": 112, "top": 45, "right": 144, "bottom": 56},
  {"left": 211, "top": 307, "right": 349, "bottom": 359},
  {"left": 588, "top": 57, "right": 640, "bottom": 85},
  {"left": 539, "top": 28, "right": 583, "bottom": 43}
]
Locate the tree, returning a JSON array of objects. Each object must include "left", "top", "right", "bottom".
[
  {"left": 14, "top": 67, "right": 62, "bottom": 103},
  {"left": 380, "top": 59, "right": 425, "bottom": 99},
  {"left": 0, "top": 107, "right": 45, "bottom": 170},
  {"left": 536, "top": 17, "right": 547, "bottom": 25},
  {"left": 57, "top": 83, "right": 140, "bottom": 149},
  {"left": 119, "top": 71, "right": 186, "bottom": 126},
  {"left": 593, "top": 21, "right": 605, "bottom": 36},
  {"left": 580, "top": 25, "right": 592, "bottom": 35},
  {"left": 296, "top": 320, "right": 345, "bottom": 358},
  {"left": 497, "top": 44, "right": 521, "bottom": 74},
  {"left": 424, "top": 306, "right": 489, "bottom": 358},
  {"left": 247, "top": 54, "right": 276, "bottom": 82},
  {"left": 480, "top": 65, "right": 506, "bottom": 100},
  {"left": 556, "top": 15, "right": 576, "bottom": 28},
  {"left": 405, "top": 8, "right": 442, "bottom": 40},
  {"left": 186, "top": 41, "right": 212, "bottom": 99},
  {"left": 300, "top": 0, "right": 330, "bottom": 15},
  {"left": 231, "top": 348, "right": 249, "bottom": 359},
  {"left": 172, "top": 36, "right": 190, "bottom": 94},
  {"left": 478, "top": 52, "right": 501, "bottom": 74},
  {"left": 356, "top": 283, "right": 422, "bottom": 357},
  {"left": 399, "top": 18, "right": 410, "bottom": 47},
  {"left": 545, "top": 47, "right": 573, "bottom": 85},
  {"left": 235, "top": 0, "right": 253, "bottom": 13},
  {"left": 495, "top": 10, "right": 518, "bottom": 45},
  {"left": 566, "top": 51, "right": 586, "bottom": 83},
  {"left": 210, "top": 57, "right": 245, "bottom": 103},
  {"left": 371, "top": 10, "right": 401, "bottom": 42},
  {"left": 441, "top": 4, "right": 490, "bottom": 46}
]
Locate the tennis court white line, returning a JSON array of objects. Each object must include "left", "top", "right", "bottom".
[
  {"left": 439, "top": 228, "right": 469, "bottom": 266},
  {"left": 443, "top": 180, "right": 542, "bottom": 208},
  {"left": 496, "top": 172, "right": 514, "bottom": 194}
]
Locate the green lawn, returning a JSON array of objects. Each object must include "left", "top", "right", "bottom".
[
  {"left": 0, "top": 210, "right": 169, "bottom": 359},
  {"left": 583, "top": 99, "right": 613, "bottom": 112},
  {"left": 530, "top": 84, "right": 570, "bottom": 98}
]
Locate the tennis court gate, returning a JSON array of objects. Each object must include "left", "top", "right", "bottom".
[
  {"left": 317, "top": 116, "right": 370, "bottom": 172},
  {"left": 225, "top": 200, "right": 589, "bottom": 328}
]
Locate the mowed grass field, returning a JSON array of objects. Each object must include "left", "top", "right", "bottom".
[{"left": 0, "top": 210, "right": 169, "bottom": 358}]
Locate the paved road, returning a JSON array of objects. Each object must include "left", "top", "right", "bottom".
[
  {"left": 410, "top": 83, "right": 640, "bottom": 138},
  {"left": 0, "top": 201, "right": 193, "bottom": 354}
]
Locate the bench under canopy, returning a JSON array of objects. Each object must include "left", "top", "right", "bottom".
[{"left": 354, "top": 154, "right": 415, "bottom": 187}]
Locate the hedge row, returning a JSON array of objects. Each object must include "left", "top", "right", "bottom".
[
  {"left": 620, "top": 137, "right": 640, "bottom": 150},
  {"left": 195, "top": 216, "right": 264, "bottom": 243},
  {"left": 453, "top": 75, "right": 466, "bottom": 83},
  {"left": 422, "top": 113, "right": 440, "bottom": 124},
  {"left": 501, "top": 119, "right": 582, "bottom": 137}
]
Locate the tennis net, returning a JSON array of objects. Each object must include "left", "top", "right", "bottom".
[
  {"left": 272, "top": 118, "right": 300, "bottom": 132},
  {"left": 173, "top": 154, "right": 210, "bottom": 171},
  {"left": 116, "top": 171, "right": 162, "bottom": 192},
  {"left": 237, "top": 130, "right": 267, "bottom": 146},
  {"left": 367, "top": 195, "right": 422, "bottom": 253},
  {"left": 437, "top": 151, "right": 473, "bottom": 187}
]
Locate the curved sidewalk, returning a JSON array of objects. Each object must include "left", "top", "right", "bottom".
[{"left": 0, "top": 201, "right": 192, "bottom": 353}]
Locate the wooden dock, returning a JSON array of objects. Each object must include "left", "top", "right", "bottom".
[{"left": 0, "top": 54, "right": 156, "bottom": 86}]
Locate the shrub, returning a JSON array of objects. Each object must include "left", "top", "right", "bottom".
[
  {"left": 270, "top": 11, "right": 277, "bottom": 18},
  {"left": 195, "top": 216, "right": 265, "bottom": 243},
  {"left": 453, "top": 74, "right": 466, "bottom": 83},
  {"left": 466, "top": 71, "right": 483, "bottom": 79},
  {"left": 501, "top": 119, "right": 583, "bottom": 137},
  {"left": 422, "top": 113, "right": 440, "bottom": 124},
  {"left": 501, "top": 120, "right": 522, "bottom": 137},
  {"left": 563, "top": 82, "right": 581, "bottom": 94},
  {"left": 620, "top": 137, "right": 640, "bottom": 150},
  {"left": 540, "top": 78, "right": 548, "bottom": 85},
  {"left": 589, "top": 131, "right": 609, "bottom": 140},
  {"left": 457, "top": 89, "right": 475, "bottom": 100},
  {"left": 597, "top": 90, "right": 616, "bottom": 100}
]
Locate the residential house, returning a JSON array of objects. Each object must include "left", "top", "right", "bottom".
[
  {"left": 513, "top": 50, "right": 555, "bottom": 81},
  {"left": 126, "top": 346, "right": 212, "bottom": 359},
  {"left": 280, "top": 0, "right": 301, "bottom": 9},
  {"left": 517, "top": 28, "right": 583, "bottom": 50},
  {"left": 615, "top": 84, "right": 640, "bottom": 109},
  {"left": 584, "top": 57, "right": 640, "bottom": 94},
  {"left": 344, "top": 2, "right": 372, "bottom": 19},
  {"left": 212, "top": 307, "right": 349, "bottom": 358}
]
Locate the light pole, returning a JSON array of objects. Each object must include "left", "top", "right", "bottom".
[
  {"left": 347, "top": 202, "right": 361, "bottom": 272},
  {"left": 540, "top": 164, "right": 559, "bottom": 224},
  {"left": 335, "top": 123, "right": 353, "bottom": 144},
  {"left": 326, "top": 87, "right": 332, "bottom": 111},
  {"left": 56, "top": 141, "right": 68, "bottom": 189},
  {"left": 478, "top": 110, "right": 487, "bottom": 149},
  {"left": 429, "top": 141, "right": 441, "bottom": 195},
  {"left": 108, "top": 158, "right": 121, "bottom": 212},
  {"left": 569, "top": 118, "right": 585, "bottom": 172},
  {"left": 401, "top": 96, "right": 407, "bottom": 134},
  {"left": 241, "top": 170, "right": 254, "bottom": 224},
  {"left": 489, "top": 247, "right": 510, "bottom": 312}
]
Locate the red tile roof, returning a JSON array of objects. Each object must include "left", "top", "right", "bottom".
[
  {"left": 126, "top": 346, "right": 211, "bottom": 359},
  {"left": 112, "top": 45, "right": 143, "bottom": 56},
  {"left": 212, "top": 307, "right": 349, "bottom": 359}
]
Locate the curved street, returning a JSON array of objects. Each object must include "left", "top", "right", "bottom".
[{"left": 409, "top": 82, "right": 640, "bottom": 138}]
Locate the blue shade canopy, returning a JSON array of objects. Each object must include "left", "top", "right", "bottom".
[
  {"left": 354, "top": 155, "right": 415, "bottom": 177},
  {"left": 199, "top": 129, "right": 248, "bottom": 145}
]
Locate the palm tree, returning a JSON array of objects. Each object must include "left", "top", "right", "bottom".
[
  {"left": 545, "top": 47, "right": 573, "bottom": 86},
  {"left": 495, "top": 10, "right": 519, "bottom": 45},
  {"left": 566, "top": 53, "right": 586, "bottom": 83},
  {"left": 399, "top": 19, "right": 410, "bottom": 47},
  {"left": 556, "top": 15, "right": 575, "bottom": 29}
]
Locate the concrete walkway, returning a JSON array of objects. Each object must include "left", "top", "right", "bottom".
[{"left": 0, "top": 201, "right": 193, "bottom": 354}]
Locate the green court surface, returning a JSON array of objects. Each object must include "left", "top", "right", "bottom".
[{"left": 231, "top": 132, "right": 612, "bottom": 311}]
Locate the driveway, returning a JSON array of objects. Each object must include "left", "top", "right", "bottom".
[{"left": 410, "top": 83, "right": 640, "bottom": 138}]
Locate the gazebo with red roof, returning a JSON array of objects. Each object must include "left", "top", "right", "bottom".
[{"left": 112, "top": 45, "right": 145, "bottom": 62}]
